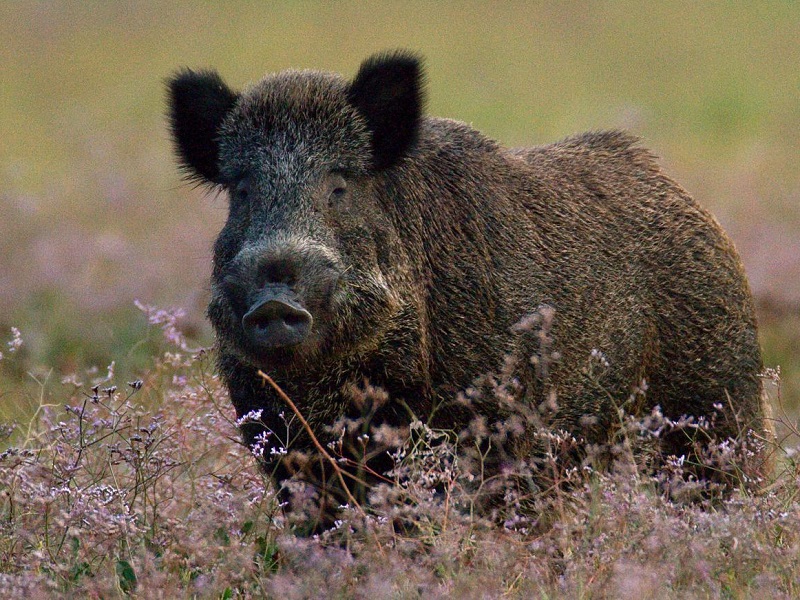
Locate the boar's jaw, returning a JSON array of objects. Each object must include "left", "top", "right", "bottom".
[{"left": 242, "top": 285, "right": 313, "bottom": 349}]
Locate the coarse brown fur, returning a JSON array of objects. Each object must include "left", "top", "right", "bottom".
[{"left": 167, "top": 51, "right": 769, "bottom": 516}]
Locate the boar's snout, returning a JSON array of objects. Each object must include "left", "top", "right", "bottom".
[{"left": 242, "top": 284, "right": 313, "bottom": 349}]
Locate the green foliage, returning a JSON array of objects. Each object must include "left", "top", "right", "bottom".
[{"left": 116, "top": 560, "right": 137, "bottom": 595}]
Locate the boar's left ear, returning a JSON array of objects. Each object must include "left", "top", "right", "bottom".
[
  {"left": 348, "top": 51, "right": 425, "bottom": 170},
  {"left": 166, "top": 69, "right": 239, "bottom": 185}
]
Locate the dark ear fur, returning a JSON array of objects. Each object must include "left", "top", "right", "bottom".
[
  {"left": 166, "top": 69, "right": 238, "bottom": 184},
  {"left": 348, "top": 51, "right": 425, "bottom": 170}
]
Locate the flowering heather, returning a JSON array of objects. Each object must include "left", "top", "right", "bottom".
[
  {"left": 134, "top": 301, "right": 200, "bottom": 353},
  {"left": 0, "top": 327, "right": 23, "bottom": 363},
  {"left": 7, "top": 327, "right": 22, "bottom": 354},
  {"left": 0, "top": 311, "right": 797, "bottom": 597}
]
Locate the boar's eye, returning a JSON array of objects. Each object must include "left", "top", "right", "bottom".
[
  {"left": 328, "top": 174, "right": 348, "bottom": 205},
  {"left": 232, "top": 180, "right": 250, "bottom": 203}
]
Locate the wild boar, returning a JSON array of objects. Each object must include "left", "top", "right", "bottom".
[{"left": 167, "top": 51, "right": 767, "bottom": 506}]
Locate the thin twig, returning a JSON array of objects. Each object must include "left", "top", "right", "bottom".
[
  {"left": 257, "top": 370, "right": 364, "bottom": 513},
  {"left": 258, "top": 370, "right": 392, "bottom": 556}
]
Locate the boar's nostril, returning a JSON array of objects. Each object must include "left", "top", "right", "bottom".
[{"left": 242, "top": 295, "right": 313, "bottom": 349}]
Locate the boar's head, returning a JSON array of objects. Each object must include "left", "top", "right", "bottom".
[{"left": 167, "top": 52, "right": 424, "bottom": 373}]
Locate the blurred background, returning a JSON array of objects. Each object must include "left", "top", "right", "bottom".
[{"left": 1, "top": 1, "right": 798, "bottom": 423}]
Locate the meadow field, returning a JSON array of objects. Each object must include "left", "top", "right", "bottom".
[{"left": 1, "top": 2, "right": 799, "bottom": 596}]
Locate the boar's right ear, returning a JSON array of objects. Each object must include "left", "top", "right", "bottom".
[
  {"left": 348, "top": 51, "right": 425, "bottom": 170},
  {"left": 166, "top": 69, "right": 238, "bottom": 185}
]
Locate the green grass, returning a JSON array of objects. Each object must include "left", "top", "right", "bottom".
[{"left": 1, "top": 3, "right": 798, "bottom": 418}]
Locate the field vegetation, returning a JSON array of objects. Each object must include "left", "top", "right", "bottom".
[
  {"left": 1, "top": 2, "right": 799, "bottom": 596},
  {"left": 1, "top": 311, "right": 798, "bottom": 597}
]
